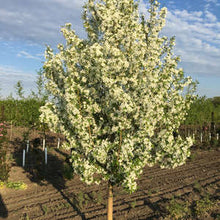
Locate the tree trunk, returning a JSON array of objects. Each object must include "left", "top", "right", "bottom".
[
  {"left": 10, "top": 121, "right": 13, "bottom": 141},
  {"left": 210, "top": 111, "right": 215, "bottom": 145},
  {"left": 107, "top": 182, "right": 113, "bottom": 220}
]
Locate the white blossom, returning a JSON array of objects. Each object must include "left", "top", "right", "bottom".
[{"left": 40, "top": 0, "right": 196, "bottom": 192}]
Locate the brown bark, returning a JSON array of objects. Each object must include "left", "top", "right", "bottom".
[
  {"left": 10, "top": 121, "right": 13, "bottom": 141},
  {"left": 107, "top": 182, "right": 113, "bottom": 220}
]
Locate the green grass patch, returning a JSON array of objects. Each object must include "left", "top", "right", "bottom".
[{"left": 6, "top": 181, "right": 27, "bottom": 190}]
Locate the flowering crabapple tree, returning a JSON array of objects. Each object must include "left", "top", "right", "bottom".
[{"left": 40, "top": 0, "right": 196, "bottom": 218}]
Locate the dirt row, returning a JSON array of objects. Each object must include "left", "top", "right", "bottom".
[
  {"left": 0, "top": 149, "right": 219, "bottom": 219},
  {"left": 0, "top": 127, "right": 220, "bottom": 219}
]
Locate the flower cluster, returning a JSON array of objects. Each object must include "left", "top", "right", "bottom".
[
  {"left": 40, "top": 0, "right": 196, "bottom": 192},
  {"left": 0, "top": 123, "right": 6, "bottom": 137}
]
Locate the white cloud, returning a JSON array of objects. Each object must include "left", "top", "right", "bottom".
[
  {"left": 162, "top": 7, "right": 220, "bottom": 78},
  {"left": 169, "top": 1, "right": 175, "bottom": 5},
  {"left": 0, "top": 66, "right": 35, "bottom": 78},
  {"left": 205, "top": 0, "right": 218, "bottom": 3},
  {"left": 0, "top": 0, "right": 87, "bottom": 45},
  {"left": 138, "top": 0, "right": 150, "bottom": 18},
  {"left": 204, "top": 3, "right": 211, "bottom": 11},
  {"left": 51, "top": 0, "right": 85, "bottom": 9},
  {"left": 204, "top": 0, "right": 220, "bottom": 10},
  {"left": 205, "top": 10, "right": 217, "bottom": 22},
  {"left": 173, "top": 10, "right": 203, "bottom": 21},
  {"left": 17, "top": 51, "right": 42, "bottom": 60}
]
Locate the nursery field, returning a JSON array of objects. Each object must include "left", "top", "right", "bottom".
[{"left": 0, "top": 126, "right": 220, "bottom": 220}]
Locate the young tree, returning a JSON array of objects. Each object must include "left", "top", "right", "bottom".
[
  {"left": 31, "top": 69, "right": 48, "bottom": 101},
  {"left": 14, "top": 80, "right": 24, "bottom": 99},
  {"left": 185, "top": 96, "right": 214, "bottom": 125},
  {"left": 40, "top": 0, "right": 196, "bottom": 218}
]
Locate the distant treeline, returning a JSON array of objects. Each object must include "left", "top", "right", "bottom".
[
  {"left": 0, "top": 98, "right": 45, "bottom": 128},
  {"left": 0, "top": 95, "right": 219, "bottom": 128},
  {"left": 0, "top": 70, "right": 220, "bottom": 129},
  {"left": 184, "top": 96, "right": 220, "bottom": 125},
  {"left": 0, "top": 69, "right": 48, "bottom": 128}
]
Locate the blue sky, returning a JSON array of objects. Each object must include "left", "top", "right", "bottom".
[{"left": 0, "top": 0, "right": 219, "bottom": 98}]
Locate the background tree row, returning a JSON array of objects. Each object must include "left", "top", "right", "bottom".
[{"left": 184, "top": 96, "right": 220, "bottom": 125}]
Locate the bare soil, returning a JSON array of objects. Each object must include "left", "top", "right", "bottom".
[{"left": 0, "top": 126, "right": 220, "bottom": 220}]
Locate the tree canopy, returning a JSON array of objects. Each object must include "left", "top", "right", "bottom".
[{"left": 40, "top": 0, "right": 196, "bottom": 192}]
